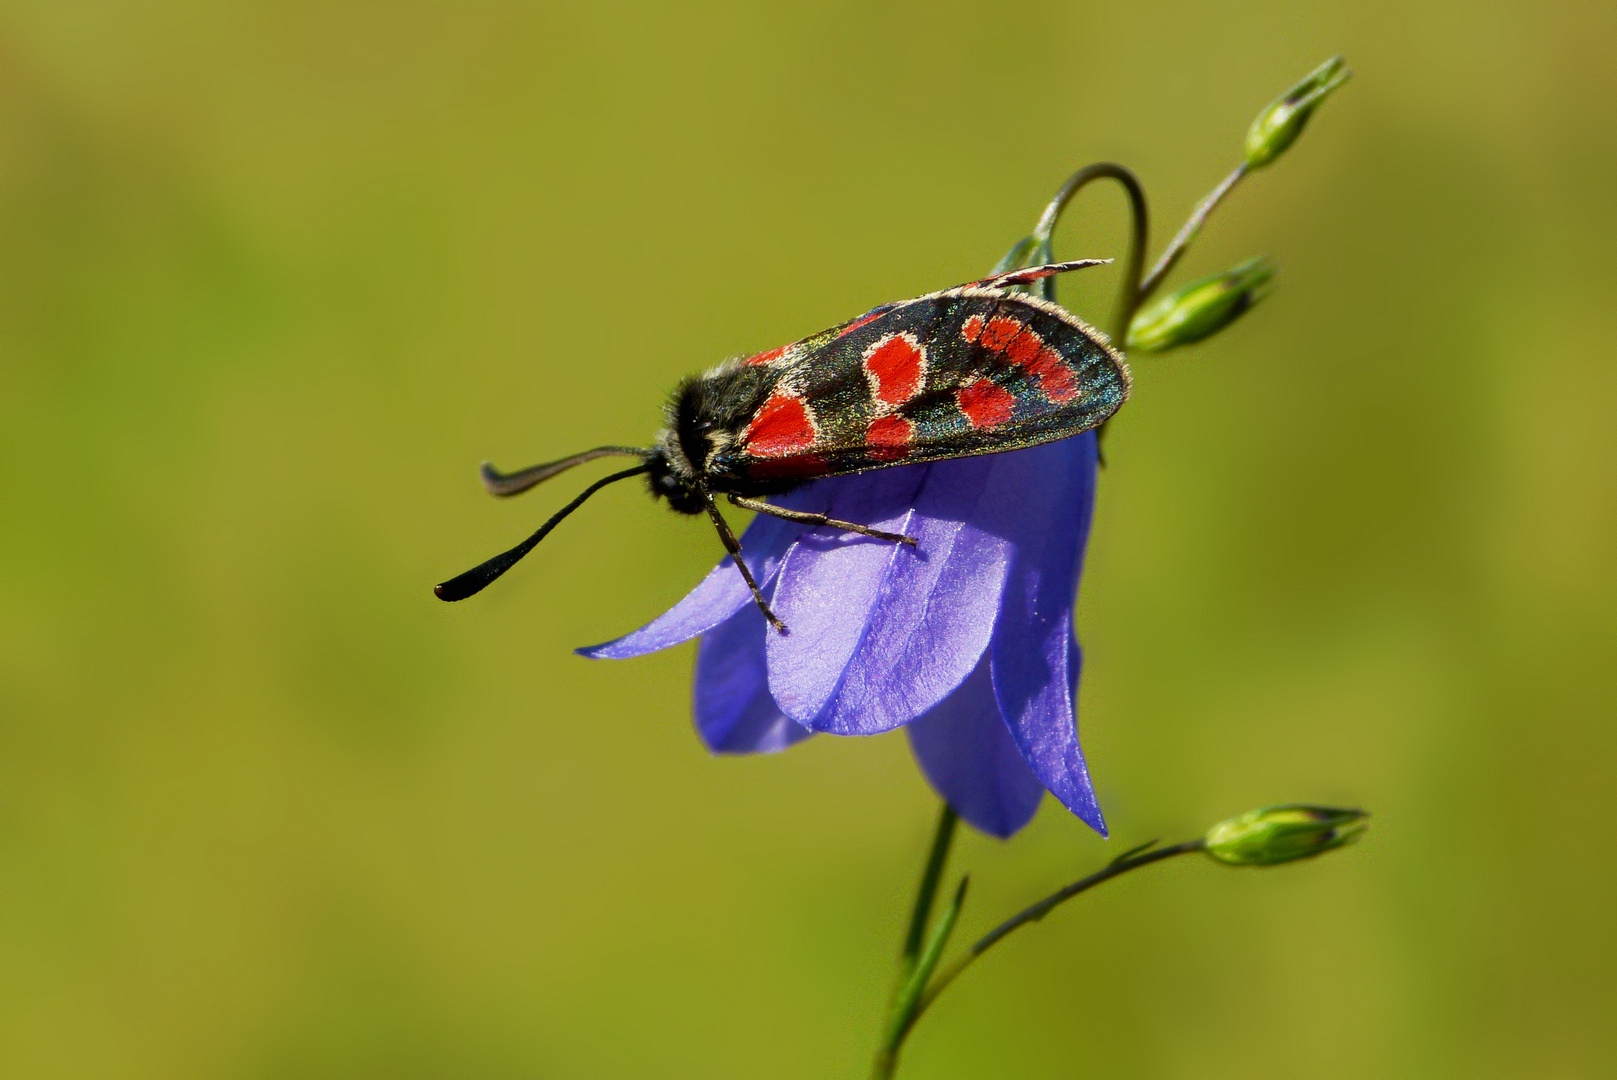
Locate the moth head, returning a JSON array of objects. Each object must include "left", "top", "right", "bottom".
[{"left": 644, "top": 428, "right": 707, "bottom": 515}]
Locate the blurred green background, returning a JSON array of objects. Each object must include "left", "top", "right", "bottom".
[{"left": 3, "top": 1, "right": 1614, "bottom": 1077}]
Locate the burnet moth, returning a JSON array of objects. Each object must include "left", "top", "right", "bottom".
[{"left": 435, "top": 259, "right": 1130, "bottom": 631}]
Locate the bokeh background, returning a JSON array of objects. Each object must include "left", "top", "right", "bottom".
[{"left": 4, "top": 2, "right": 1615, "bottom": 1077}]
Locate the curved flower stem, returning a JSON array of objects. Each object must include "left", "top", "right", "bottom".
[
  {"left": 1138, "top": 162, "right": 1248, "bottom": 302},
  {"left": 1029, "top": 162, "right": 1149, "bottom": 345},
  {"left": 909, "top": 839, "right": 1206, "bottom": 1030}
]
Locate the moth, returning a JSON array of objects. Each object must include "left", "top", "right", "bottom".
[{"left": 435, "top": 259, "right": 1130, "bottom": 631}]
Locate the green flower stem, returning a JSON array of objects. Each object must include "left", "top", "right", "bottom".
[
  {"left": 1028, "top": 162, "right": 1150, "bottom": 345},
  {"left": 899, "top": 804, "right": 959, "bottom": 973},
  {"left": 873, "top": 803, "right": 961, "bottom": 1080},
  {"left": 873, "top": 875, "right": 969, "bottom": 1080},
  {"left": 910, "top": 839, "right": 1206, "bottom": 1026},
  {"left": 1138, "top": 162, "right": 1248, "bottom": 302}
]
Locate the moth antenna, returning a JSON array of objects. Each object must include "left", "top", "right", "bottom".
[
  {"left": 435, "top": 464, "right": 650, "bottom": 601},
  {"left": 969, "top": 258, "right": 1112, "bottom": 292},
  {"left": 481, "top": 446, "right": 648, "bottom": 497}
]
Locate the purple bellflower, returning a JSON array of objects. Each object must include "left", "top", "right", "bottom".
[{"left": 579, "top": 429, "right": 1105, "bottom": 839}]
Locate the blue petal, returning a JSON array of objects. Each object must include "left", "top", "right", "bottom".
[
  {"left": 990, "top": 432, "right": 1106, "bottom": 836},
  {"left": 815, "top": 453, "right": 1023, "bottom": 736},
  {"left": 764, "top": 465, "right": 930, "bottom": 724},
  {"left": 576, "top": 484, "right": 833, "bottom": 660},
  {"left": 693, "top": 579, "right": 813, "bottom": 753},
  {"left": 906, "top": 653, "right": 1045, "bottom": 838}
]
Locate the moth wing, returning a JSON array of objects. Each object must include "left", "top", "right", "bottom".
[{"left": 721, "top": 289, "right": 1129, "bottom": 483}]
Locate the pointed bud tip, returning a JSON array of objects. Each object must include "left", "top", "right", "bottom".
[
  {"left": 1127, "top": 256, "right": 1277, "bottom": 352},
  {"left": 1204, "top": 804, "right": 1368, "bottom": 867},
  {"left": 1245, "top": 56, "right": 1352, "bottom": 169}
]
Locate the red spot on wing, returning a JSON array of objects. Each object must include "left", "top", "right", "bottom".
[
  {"left": 956, "top": 379, "right": 1016, "bottom": 429},
  {"left": 744, "top": 393, "right": 818, "bottom": 457},
  {"left": 1027, "top": 346, "right": 1079, "bottom": 402},
  {"left": 747, "top": 452, "right": 834, "bottom": 478},
  {"left": 1001, "top": 325, "right": 1043, "bottom": 366},
  {"left": 961, "top": 314, "right": 985, "bottom": 343},
  {"left": 742, "top": 344, "right": 789, "bottom": 367},
  {"left": 865, "top": 414, "right": 913, "bottom": 461},
  {"left": 863, "top": 333, "right": 925, "bottom": 407},
  {"left": 980, "top": 315, "right": 1024, "bottom": 352},
  {"left": 971, "top": 313, "right": 1080, "bottom": 403},
  {"left": 747, "top": 454, "right": 829, "bottom": 480}
]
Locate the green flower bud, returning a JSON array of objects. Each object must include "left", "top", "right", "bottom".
[
  {"left": 1204, "top": 805, "right": 1368, "bottom": 867},
  {"left": 1126, "top": 256, "right": 1275, "bottom": 352},
  {"left": 1244, "top": 56, "right": 1351, "bottom": 169}
]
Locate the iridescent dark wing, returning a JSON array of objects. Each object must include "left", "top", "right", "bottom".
[{"left": 707, "top": 285, "right": 1129, "bottom": 487}]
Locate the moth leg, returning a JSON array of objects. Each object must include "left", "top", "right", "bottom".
[
  {"left": 727, "top": 494, "right": 919, "bottom": 547},
  {"left": 702, "top": 496, "right": 788, "bottom": 633}
]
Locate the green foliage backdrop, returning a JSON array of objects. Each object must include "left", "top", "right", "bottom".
[{"left": 3, "top": 2, "right": 1614, "bottom": 1076}]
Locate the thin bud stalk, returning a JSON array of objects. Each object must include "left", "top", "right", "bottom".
[
  {"left": 1139, "top": 162, "right": 1249, "bottom": 303},
  {"left": 911, "top": 839, "right": 1206, "bottom": 1026}
]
